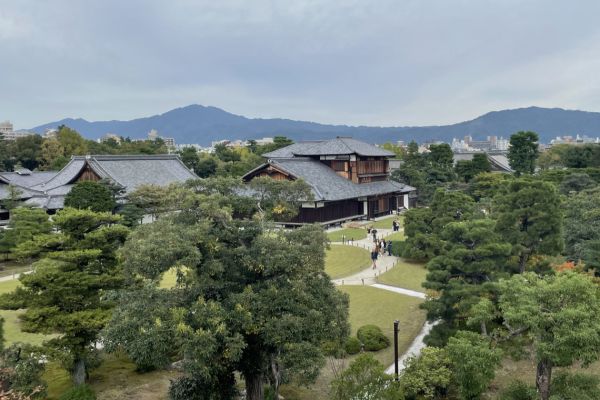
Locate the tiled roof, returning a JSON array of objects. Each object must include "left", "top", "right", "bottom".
[
  {"left": 452, "top": 152, "right": 513, "bottom": 173},
  {"left": 32, "top": 155, "right": 198, "bottom": 194},
  {"left": 266, "top": 158, "right": 414, "bottom": 201},
  {"left": 263, "top": 138, "right": 394, "bottom": 158},
  {"left": 0, "top": 171, "right": 59, "bottom": 188}
]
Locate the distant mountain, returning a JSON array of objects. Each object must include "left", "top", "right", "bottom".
[{"left": 31, "top": 105, "right": 600, "bottom": 145}]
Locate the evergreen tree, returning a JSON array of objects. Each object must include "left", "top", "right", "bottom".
[
  {"left": 64, "top": 181, "right": 116, "bottom": 212},
  {"left": 508, "top": 131, "right": 539, "bottom": 176},
  {"left": 493, "top": 179, "right": 563, "bottom": 273},
  {"left": 0, "top": 208, "right": 129, "bottom": 385}
]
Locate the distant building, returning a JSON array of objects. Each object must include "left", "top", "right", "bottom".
[
  {"left": 147, "top": 129, "right": 175, "bottom": 148},
  {"left": 99, "top": 133, "right": 122, "bottom": 144},
  {"left": 451, "top": 135, "right": 508, "bottom": 152},
  {"left": 549, "top": 134, "right": 600, "bottom": 146},
  {"left": 44, "top": 128, "right": 59, "bottom": 139},
  {"left": 0, "top": 121, "right": 36, "bottom": 140}
]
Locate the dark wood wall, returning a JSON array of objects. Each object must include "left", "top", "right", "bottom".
[{"left": 291, "top": 199, "right": 363, "bottom": 223}]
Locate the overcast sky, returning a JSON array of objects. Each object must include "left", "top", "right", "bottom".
[{"left": 2, "top": 0, "right": 600, "bottom": 129}]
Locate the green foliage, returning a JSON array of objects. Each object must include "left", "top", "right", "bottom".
[
  {"left": 399, "top": 346, "right": 452, "bottom": 399},
  {"left": 168, "top": 375, "right": 238, "bottom": 400},
  {"left": 455, "top": 154, "right": 492, "bottom": 183},
  {"left": 64, "top": 181, "right": 116, "bottom": 212},
  {"left": 498, "top": 272, "right": 600, "bottom": 399},
  {"left": 356, "top": 325, "right": 390, "bottom": 352},
  {"left": 58, "top": 384, "right": 96, "bottom": 400},
  {"left": 498, "top": 380, "right": 537, "bottom": 400},
  {"left": 112, "top": 196, "right": 349, "bottom": 399},
  {"left": 402, "top": 189, "right": 476, "bottom": 261},
  {"left": 102, "top": 285, "right": 176, "bottom": 371},
  {"left": 550, "top": 371, "right": 600, "bottom": 400},
  {"left": 214, "top": 144, "right": 241, "bottom": 162},
  {"left": 344, "top": 337, "right": 361, "bottom": 355},
  {"left": 0, "top": 207, "right": 52, "bottom": 256},
  {"left": 0, "top": 208, "right": 129, "bottom": 384},
  {"left": 422, "top": 219, "right": 512, "bottom": 339},
  {"left": 115, "top": 203, "right": 144, "bottom": 227},
  {"left": 195, "top": 156, "right": 218, "bottom": 178},
  {"left": 493, "top": 178, "right": 563, "bottom": 272},
  {"left": 563, "top": 187, "right": 600, "bottom": 270},
  {"left": 446, "top": 331, "right": 502, "bottom": 399},
  {"left": 0, "top": 343, "right": 48, "bottom": 398},
  {"left": 559, "top": 172, "right": 596, "bottom": 194},
  {"left": 330, "top": 354, "right": 399, "bottom": 400},
  {"left": 508, "top": 131, "right": 539, "bottom": 176}
]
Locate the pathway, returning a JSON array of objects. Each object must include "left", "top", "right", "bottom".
[
  {"left": 328, "top": 226, "right": 433, "bottom": 376},
  {"left": 0, "top": 269, "right": 32, "bottom": 282}
]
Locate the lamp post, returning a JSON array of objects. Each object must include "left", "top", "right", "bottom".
[{"left": 393, "top": 320, "right": 399, "bottom": 380}]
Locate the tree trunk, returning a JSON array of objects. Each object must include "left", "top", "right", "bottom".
[
  {"left": 480, "top": 321, "right": 488, "bottom": 336},
  {"left": 245, "top": 372, "right": 264, "bottom": 400},
  {"left": 518, "top": 250, "right": 530, "bottom": 274},
  {"left": 536, "top": 358, "right": 552, "bottom": 400},
  {"left": 270, "top": 354, "right": 281, "bottom": 399},
  {"left": 72, "top": 358, "right": 86, "bottom": 386}
]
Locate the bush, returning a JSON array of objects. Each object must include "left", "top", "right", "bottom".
[
  {"left": 59, "top": 384, "right": 96, "bottom": 400},
  {"left": 390, "top": 240, "right": 406, "bottom": 257},
  {"left": 357, "top": 325, "right": 390, "bottom": 352},
  {"left": 550, "top": 371, "right": 600, "bottom": 400},
  {"left": 498, "top": 380, "right": 536, "bottom": 400},
  {"left": 322, "top": 340, "right": 345, "bottom": 357},
  {"left": 344, "top": 337, "right": 361, "bottom": 355}
]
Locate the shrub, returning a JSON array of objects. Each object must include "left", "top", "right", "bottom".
[
  {"left": 344, "top": 337, "right": 361, "bottom": 355},
  {"left": 59, "top": 385, "right": 96, "bottom": 400},
  {"left": 551, "top": 371, "right": 600, "bottom": 400},
  {"left": 498, "top": 380, "right": 536, "bottom": 400},
  {"left": 357, "top": 325, "right": 390, "bottom": 352},
  {"left": 322, "top": 340, "right": 345, "bottom": 357}
]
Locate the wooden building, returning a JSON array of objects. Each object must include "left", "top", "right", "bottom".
[
  {"left": 242, "top": 138, "right": 416, "bottom": 225},
  {"left": 0, "top": 155, "right": 197, "bottom": 222}
]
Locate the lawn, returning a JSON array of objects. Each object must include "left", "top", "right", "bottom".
[
  {"left": 45, "top": 353, "right": 179, "bottom": 400},
  {"left": 0, "top": 279, "right": 56, "bottom": 346},
  {"left": 376, "top": 259, "right": 428, "bottom": 292},
  {"left": 325, "top": 245, "right": 371, "bottom": 279},
  {"left": 369, "top": 215, "right": 404, "bottom": 230},
  {"left": 326, "top": 228, "right": 367, "bottom": 242},
  {"left": 384, "top": 231, "right": 405, "bottom": 242},
  {"left": 281, "top": 286, "right": 426, "bottom": 400}
]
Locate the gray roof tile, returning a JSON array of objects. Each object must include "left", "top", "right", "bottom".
[
  {"left": 264, "top": 138, "right": 394, "bottom": 158},
  {"left": 270, "top": 158, "right": 414, "bottom": 201}
]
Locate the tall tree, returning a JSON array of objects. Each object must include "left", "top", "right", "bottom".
[
  {"left": 508, "top": 131, "right": 539, "bottom": 176},
  {"left": 38, "top": 139, "right": 67, "bottom": 170},
  {"left": 56, "top": 126, "right": 88, "bottom": 156},
  {"left": 563, "top": 187, "right": 600, "bottom": 269},
  {"left": 0, "top": 207, "right": 52, "bottom": 253},
  {"left": 493, "top": 179, "right": 563, "bottom": 273},
  {"left": 111, "top": 186, "right": 348, "bottom": 400},
  {"left": 0, "top": 208, "right": 129, "bottom": 385},
  {"left": 423, "top": 219, "right": 512, "bottom": 344},
  {"left": 178, "top": 147, "right": 201, "bottom": 172},
  {"left": 498, "top": 272, "right": 600, "bottom": 400}
]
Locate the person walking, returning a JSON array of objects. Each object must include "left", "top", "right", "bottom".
[
  {"left": 371, "top": 243, "right": 379, "bottom": 269},
  {"left": 380, "top": 239, "right": 387, "bottom": 256},
  {"left": 392, "top": 220, "right": 398, "bottom": 232},
  {"left": 387, "top": 240, "right": 393, "bottom": 256},
  {"left": 371, "top": 228, "right": 378, "bottom": 242}
]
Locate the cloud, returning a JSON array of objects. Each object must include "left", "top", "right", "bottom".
[{"left": 1, "top": 0, "right": 600, "bottom": 128}]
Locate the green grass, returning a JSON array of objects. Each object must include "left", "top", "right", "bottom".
[
  {"left": 384, "top": 231, "right": 405, "bottom": 242},
  {"left": 325, "top": 245, "right": 371, "bottom": 279},
  {"left": 0, "top": 279, "right": 55, "bottom": 346},
  {"left": 45, "top": 353, "right": 179, "bottom": 400},
  {"left": 326, "top": 228, "right": 367, "bottom": 242},
  {"left": 369, "top": 216, "right": 404, "bottom": 230},
  {"left": 377, "top": 259, "right": 428, "bottom": 292},
  {"left": 281, "top": 286, "right": 426, "bottom": 400}
]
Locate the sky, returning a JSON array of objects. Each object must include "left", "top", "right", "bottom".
[{"left": 2, "top": 0, "right": 600, "bottom": 129}]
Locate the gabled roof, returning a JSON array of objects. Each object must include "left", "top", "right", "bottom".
[
  {"left": 32, "top": 155, "right": 198, "bottom": 193},
  {"left": 244, "top": 158, "right": 415, "bottom": 202},
  {"left": 263, "top": 138, "right": 394, "bottom": 158},
  {"left": 452, "top": 152, "right": 513, "bottom": 173}
]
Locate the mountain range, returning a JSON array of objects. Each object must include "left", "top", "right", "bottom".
[{"left": 31, "top": 105, "right": 600, "bottom": 146}]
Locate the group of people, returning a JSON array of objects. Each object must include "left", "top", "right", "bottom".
[
  {"left": 392, "top": 219, "right": 401, "bottom": 232},
  {"left": 370, "top": 238, "right": 392, "bottom": 269}
]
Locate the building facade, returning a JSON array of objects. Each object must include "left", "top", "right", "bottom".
[{"left": 242, "top": 138, "right": 416, "bottom": 225}]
